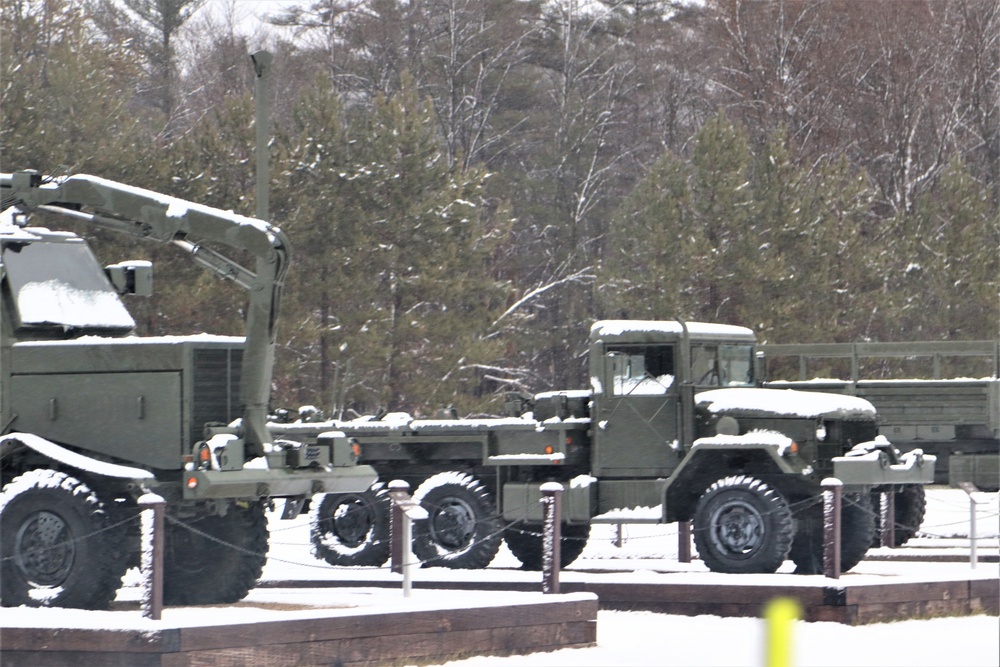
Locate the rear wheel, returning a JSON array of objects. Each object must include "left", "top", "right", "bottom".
[
  {"left": 693, "top": 475, "right": 793, "bottom": 574},
  {"left": 163, "top": 500, "right": 268, "bottom": 605},
  {"left": 504, "top": 522, "right": 590, "bottom": 570},
  {"left": 790, "top": 492, "right": 876, "bottom": 574},
  {"left": 311, "top": 483, "right": 391, "bottom": 567},
  {"left": 0, "top": 470, "right": 128, "bottom": 609},
  {"left": 411, "top": 472, "right": 501, "bottom": 569},
  {"left": 871, "top": 484, "right": 926, "bottom": 547}
]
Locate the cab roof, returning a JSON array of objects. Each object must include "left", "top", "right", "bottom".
[{"left": 590, "top": 320, "right": 757, "bottom": 344}]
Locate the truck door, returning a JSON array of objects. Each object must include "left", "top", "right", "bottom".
[{"left": 594, "top": 344, "right": 681, "bottom": 478}]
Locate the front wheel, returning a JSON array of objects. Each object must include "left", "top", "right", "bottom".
[
  {"left": 163, "top": 500, "right": 269, "bottom": 605},
  {"left": 693, "top": 475, "right": 793, "bottom": 574},
  {"left": 411, "top": 472, "right": 502, "bottom": 569},
  {"left": 0, "top": 470, "right": 128, "bottom": 609},
  {"left": 311, "top": 483, "right": 391, "bottom": 567}
]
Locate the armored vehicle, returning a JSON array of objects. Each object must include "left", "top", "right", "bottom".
[
  {"left": 0, "top": 171, "right": 376, "bottom": 609},
  {"left": 274, "top": 320, "right": 935, "bottom": 575}
]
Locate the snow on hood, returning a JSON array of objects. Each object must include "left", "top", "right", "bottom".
[{"left": 696, "top": 388, "right": 877, "bottom": 419}]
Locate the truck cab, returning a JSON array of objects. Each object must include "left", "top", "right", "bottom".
[{"left": 589, "top": 320, "right": 757, "bottom": 479}]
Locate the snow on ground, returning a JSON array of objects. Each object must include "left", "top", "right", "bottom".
[{"left": 1, "top": 488, "right": 997, "bottom": 666}]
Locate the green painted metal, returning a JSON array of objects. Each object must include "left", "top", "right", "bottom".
[{"left": 1, "top": 170, "right": 376, "bottom": 499}]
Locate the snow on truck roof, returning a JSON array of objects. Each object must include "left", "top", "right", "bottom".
[{"left": 591, "top": 320, "right": 756, "bottom": 340}]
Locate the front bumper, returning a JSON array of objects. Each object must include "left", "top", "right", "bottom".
[
  {"left": 832, "top": 446, "right": 936, "bottom": 487},
  {"left": 178, "top": 463, "right": 378, "bottom": 500}
]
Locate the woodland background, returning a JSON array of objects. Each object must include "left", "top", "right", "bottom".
[{"left": 2, "top": 0, "right": 998, "bottom": 417}]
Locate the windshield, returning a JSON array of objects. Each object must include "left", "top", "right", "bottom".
[
  {"left": 691, "top": 344, "right": 755, "bottom": 387},
  {"left": 3, "top": 241, "right": 135, "bottom": 331}
]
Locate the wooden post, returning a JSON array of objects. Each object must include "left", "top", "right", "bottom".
[
  {"left": 138, "top": 492, "right": 165, "bottom": 621},
  {"left": 880, "top": 490, "right": 896, "bottom": 548},
  {"left": 540, "top": 482, "right": 563, "bottom": 594},
  {"left": 678, "top": 521, "right": 692, "bottom": 563},
  {"left": 822, "top": 478, "right": 842, "bottom": 579},
  {"left": 387, "top": 480, "right": 427, "bottom": 596},
  {"left": 388, "top": 480, "right": 410, "bottom": 575}
]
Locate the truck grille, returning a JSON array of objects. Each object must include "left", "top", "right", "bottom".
[
  {"left": 828, "top": 419, "right": 879, "bottom": 452},
  {"left": 191, "top": 348, "right": 243, "bottom": 445}
]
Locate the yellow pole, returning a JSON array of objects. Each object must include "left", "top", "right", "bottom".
[{"left": 764, "top": 597, "right": 801, "bottom": 667}]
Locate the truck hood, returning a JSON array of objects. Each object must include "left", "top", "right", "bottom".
[{"left": 696, "top": 388, "right": 877, "bottom": 420}]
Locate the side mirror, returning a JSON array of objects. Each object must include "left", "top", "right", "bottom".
[{"left": 106, "top": 260, "right": 153, "bottom": 296}]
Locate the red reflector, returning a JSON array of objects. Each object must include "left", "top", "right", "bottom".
[{"left": 186, "top": 476, "right": 198, "bottom": 489}]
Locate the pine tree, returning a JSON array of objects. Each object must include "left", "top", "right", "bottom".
[{"left": 273, "top": 75, "right": 510, "bottom": 416}]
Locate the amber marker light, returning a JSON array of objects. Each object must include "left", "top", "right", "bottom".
[
  {"left": 186, "top": 476, "right": 198, "bottom": 489},
  {"left": 197, "top": 443, "right": 212, "bottom": 469}
]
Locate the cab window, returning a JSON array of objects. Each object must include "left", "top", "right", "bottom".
[{"left": 609, "top": 345, "right": 675, "bottom": 396}]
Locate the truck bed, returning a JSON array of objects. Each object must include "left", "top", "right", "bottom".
[{"left": 272, "top": 413, "right": 592, "bottom": 469}]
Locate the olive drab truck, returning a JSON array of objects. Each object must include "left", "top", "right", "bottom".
[
  {"left": 761, "top": 340, "right": 999, "bottom": 491},
  {"left": 274, "top": 320, "right": 935, "bottom": 576},
  {"left": 0, "top": 171, "right": 376, "bottom": 610}
]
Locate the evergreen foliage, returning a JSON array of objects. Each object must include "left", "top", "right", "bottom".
[{"left": 1, "top": 0, "right": 996, "bottom": 415}]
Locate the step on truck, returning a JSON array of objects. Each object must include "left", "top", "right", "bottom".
[
  {"left": 761, "top": 340, "right": 999, "bottom": 491},
  {"left": 273, "top": 320, "right": 935, "bottom": 575},
  {"left": 0, "top": 171, "right": 376, "bottom": 609}
]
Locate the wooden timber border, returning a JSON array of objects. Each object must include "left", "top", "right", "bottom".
[
  {"left": 0, "top": 594, "right": 598, "bottom": 667},
  {"left": 261, "top": 574, "right": 1000, "bottom": 625}
]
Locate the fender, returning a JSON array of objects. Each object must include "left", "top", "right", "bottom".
[
  {"left": 661, "top": 432, "right": 800, "bottom": 522},
  {"left": 0, "top": 432, "right": 154, "bottom": 480}
]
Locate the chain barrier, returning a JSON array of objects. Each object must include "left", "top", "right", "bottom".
[{"left": 3, "top": 486, "right": 995, "bottom": 573}]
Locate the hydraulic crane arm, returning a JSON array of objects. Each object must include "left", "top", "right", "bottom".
[{"left": 0, "top": 170, "right": 289, "bottom": 457}]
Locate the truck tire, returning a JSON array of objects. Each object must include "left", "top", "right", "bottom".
[
  {"left": 693, "top": 475, "right": 793, "bottom": 574},
  {"left": 0, "top": 470, "right": 128, "bottom": 609},
  {"left": 162, "top": 500, "right": 268, "bottom": 605},
  {"left": 871, "top": 484, "right": 926, "bottom": 547},
  {"left": 311, "top": 483, "right": 391, "bottom": 567},
  {"left": 790, "top": 492, "right": 877, "bottom": 574},
  {"left": 411, "top": 472, "right": 502, "bottom": 569},
  {"left": 503, "top": 522, "right": 590, "bottom": 570}
]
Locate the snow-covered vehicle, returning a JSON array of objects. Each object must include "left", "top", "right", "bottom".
[
  {"left": 761, "top": 340, "right": 999, "bottom": 491},
  {"left": 0, "top": 171, "right": 376, "bottom": 609},
  {"left": 274, "top": 320, "right": 935, "bottom": 575}
]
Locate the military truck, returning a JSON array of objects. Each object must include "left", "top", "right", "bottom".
[
  {"left": 273, "top": 320, "right": 934, "bottom": 576},
  {"left": 0, "top": 171, "right": 376, "bottom": 610},
  {"left": 761, "top": 340, "right": 999, "bottom": 491}
]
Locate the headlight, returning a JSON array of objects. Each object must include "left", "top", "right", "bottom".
[{"left": 816, "top": 422, "right": 827, "bottom": 442}]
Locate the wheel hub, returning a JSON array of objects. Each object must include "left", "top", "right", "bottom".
[
  {"left": 331, "top": 497, "right": 373, "bottom": 547},
  {"left": 14, "top": 510, "right": 75, "bottom": 586},
  {"left": 430, "top": 499, "right": 476, "bottom": 549},
  {"left": 710, "top": 500, "right": 763, "bottom": 555}
]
